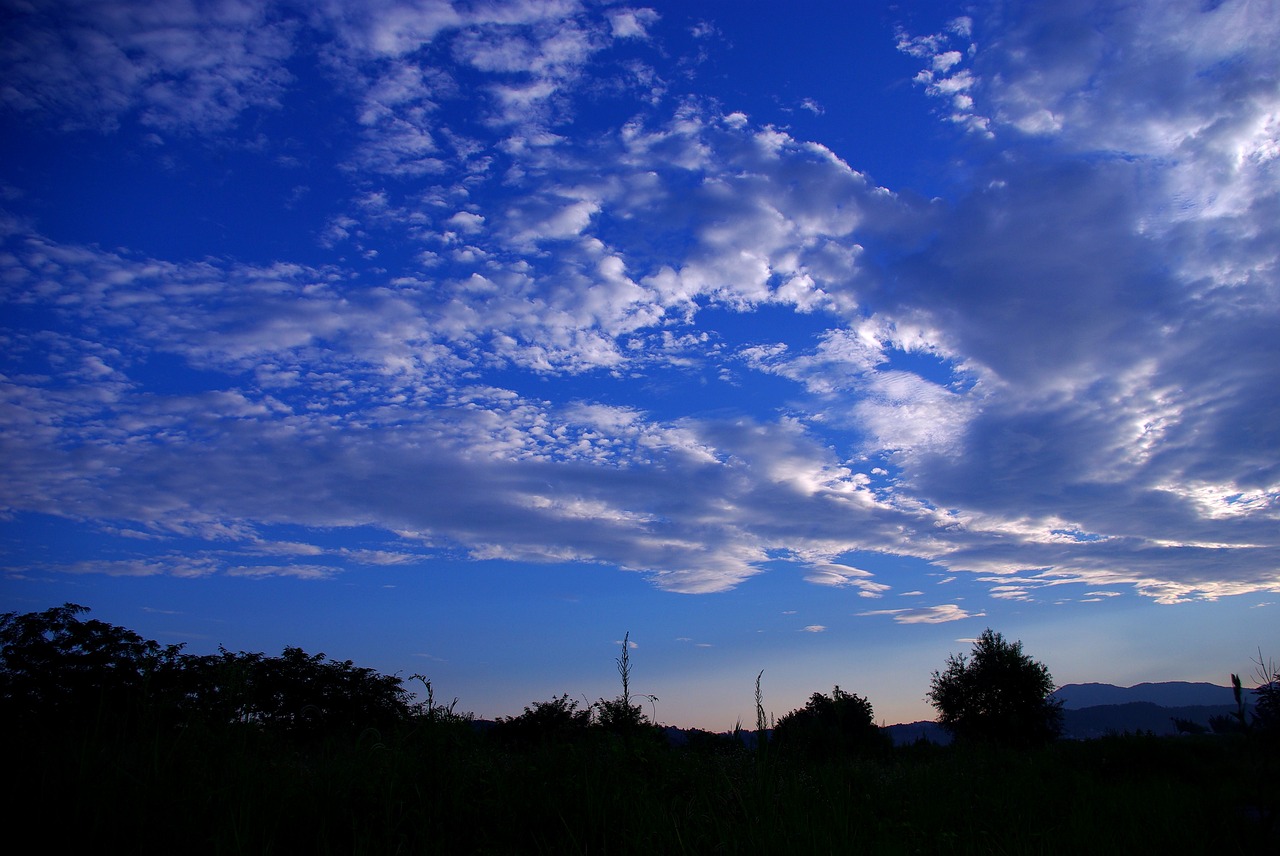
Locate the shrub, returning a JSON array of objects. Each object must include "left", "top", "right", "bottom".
[
  {"left": 595, "top": 632, "right": 657, "bottom": 735},
  {"left": 772, "top": 685, "right": 888, "bottom": 758},
  {"left": 493, "top": 693, "right": 593, "bottom": 746}
]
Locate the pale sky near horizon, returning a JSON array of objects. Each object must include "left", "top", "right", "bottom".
[{"left": 2, "top": 0, "right": 1277, "bottom": 729}]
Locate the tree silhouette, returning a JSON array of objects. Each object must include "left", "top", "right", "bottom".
[
  {"left": 772, "top": 685, "right": 887, "bottom": 758},
  {"left": 178, "top": 645, "right": 414, "bottom": 734},
  {"left": 0, "top": 603, "right": 185, "bottom": 728},
  {"left": 493, "top": 693, "right": 593, "bottom": 747},
  {"left": 0, "top": 604, "right": 414, "bottom": 735},
  {"left": 927, "top": 628, "right": 1063, "bottom": 746}
]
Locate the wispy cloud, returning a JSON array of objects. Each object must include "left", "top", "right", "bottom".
[
  {"left": 803, "top": 562, "right": 891, "bottom": 598},
  {"left": 858, "top": 605, "right": 984, "bottom": 625}
]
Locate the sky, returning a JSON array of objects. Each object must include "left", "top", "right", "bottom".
[{"left": 1, "top": 0, "right": 1278, "bottom": 730}]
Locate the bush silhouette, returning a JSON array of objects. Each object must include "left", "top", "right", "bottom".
[
  {"left": 493, "top": 693, "right": 593, "bottom": 746},
  {"left": 595, "top": 632, "right": 658, "bottom": 736},
  {"left": 772, "top": 686, "right": 888, "bottom": 758},
  {"left": 927, "top": 628, "right": 1063, "bottom": 747}
]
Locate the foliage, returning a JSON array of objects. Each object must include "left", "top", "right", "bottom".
[
  {"left": 595, "top": 694, "right": 647, "bottom": 731},
  {"left": 772, "top": 685, "right": 888, "bottom": 758},
  {"left": 0, "top": 603, "right": 186, "bottom": 727},
  {"left": 0, "top": 603, "right": 414, "bottom": 735},
  {"left": 180, "top": 645, "right": 415, "bottom": 734},
  {"left": 493, "top": 693, "right": 593, "bottom": 746},
  {"left": 754, "top": 669, "right": 773, "bottom": 745},
  {"left": 1208, "top": 672, "right": 1254, "bottom": 735},
  {"left": 409, "top": 674, "right": 473, "bottom": 724},
  {"left": 595, "top": 631, "right": 657, "bottom": 735},
  {"left": 927, "top": 628, "right": 1064, "bottom": 746},
  {"left": 1174, "top": 716, "right": 1210, "bottom": 735},
  {"left": 1248, "top": 652, "right": 1279, "bottom": 736},
  {"left": 1255, "top": 684, "right": 1279, "bottom": 733},
  {"left": 1217, "top": 654, "right": 1280, "bottom": 739}
]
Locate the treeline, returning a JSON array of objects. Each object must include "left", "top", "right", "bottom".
[
  {"left": 0, "top": 605, "right": 883, "bottom": 754},
  {"left": 3, "top": 604, "right": 1278, "bottom": 747},
  {"left": 2, "top": 604, "right": 1277, "bottom": 854},
  {"left": 0, "top": 603, "right": 425, "bottom": 735}
]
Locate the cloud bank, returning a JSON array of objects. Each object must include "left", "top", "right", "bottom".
[{"left": 2, "top": 0, "right": 1277, "bottom": 607}]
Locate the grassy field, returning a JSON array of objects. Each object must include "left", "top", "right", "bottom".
[{"left": 5, "top": 718, "right": 1276, "bottom": 854}]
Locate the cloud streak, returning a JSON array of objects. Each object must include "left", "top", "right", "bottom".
[{"left": 858, "top": 605, "right": 983, "bottom": 625}]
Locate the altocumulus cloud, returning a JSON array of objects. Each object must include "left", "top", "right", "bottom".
[{"left": 1, "top": 0, "right": 1278, "bottom": 609}]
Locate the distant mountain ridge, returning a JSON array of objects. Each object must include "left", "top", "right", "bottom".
[
  {"left": 1060, "top": 702, "right": 1242, "bottom": 739},
  {"left": 882, "top": 682, "right": 1245, "bottom": 745},
  {"left": 1052, "top": 681, "right": 1235, "bottom": 709}
]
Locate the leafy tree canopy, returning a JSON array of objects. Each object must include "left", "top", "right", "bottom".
[
  {"left": 178, "top": 645, "right": 414, "bottom": 733},
  {"left": 0, "top": 603, "right": 185, "bottom": 725},
  {"left": 927, "top": 628, "right": 1064, "bottom": 747},
  {"left": 772, "top": 685, "right": 887, "bottom": 757},
  {"left": 0, "top": 603, "right": 414, "bottom": 734}
]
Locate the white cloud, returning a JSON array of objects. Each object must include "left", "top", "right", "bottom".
[
  {"left": 445, "top": 211, "right": 486, "bottom": 233},
  {"left": 904, "top": 1, "right": 1279, "bottom": 256},
  {"left": 853, "top": 370, "right": 975, "bottom": 457},
  {"left": 1, "top": 0, "right": 296, "bottom": 133},
  {"left": 608, "top": 9, "right": 659, "bottom": 40},
  {"left": 226, "top": 564, "right": 340, "bottom": 580},
  {"left": 51, "top": 558, "right": 218, "bottom": 578},
  {"left": 932, "top": 51, "right": 962, "bottom": 73},
  {"left": 799, "top": 98, "right": 823, "bottom": 115},
  {"left": 351, "top": 0, "right": 463, "bottom": 56},
  {"left": 857, "top": 604, "right": 982, "bottom": 625},
  {"left": 898, "top": 18, "right": 989, "bottom": 136},
  {"left": 341, "top": 549, "right": 422, "bottom": 566},
  {"left": 804, "top": 562, "right": 890, "bottom": 598}
]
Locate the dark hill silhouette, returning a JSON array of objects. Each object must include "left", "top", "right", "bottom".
[
  {"left": 1052, "top": 681, "right": 1234, "bottom": 709},
  {"left": 884, "top": 721, "right": 951, "bottom": 746},
  {"left": 882, "top": 682, "right": 1246, "bottom": 745},
  {"left": 1061, "top": 702, "right": 1239, "bottom": 739}
]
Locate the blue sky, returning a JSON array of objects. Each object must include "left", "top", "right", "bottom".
[{"left": 2, "top": 0, "right": 1277, "bottom": 729}]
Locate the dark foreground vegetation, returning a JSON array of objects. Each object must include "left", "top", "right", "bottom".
[{"left": 3, "top": 605, "right": 1277, "bottom": 854}]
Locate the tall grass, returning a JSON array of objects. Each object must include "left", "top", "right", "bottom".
[{"left": 5, "top": 716, "right": 1274, "bottom": 854}]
